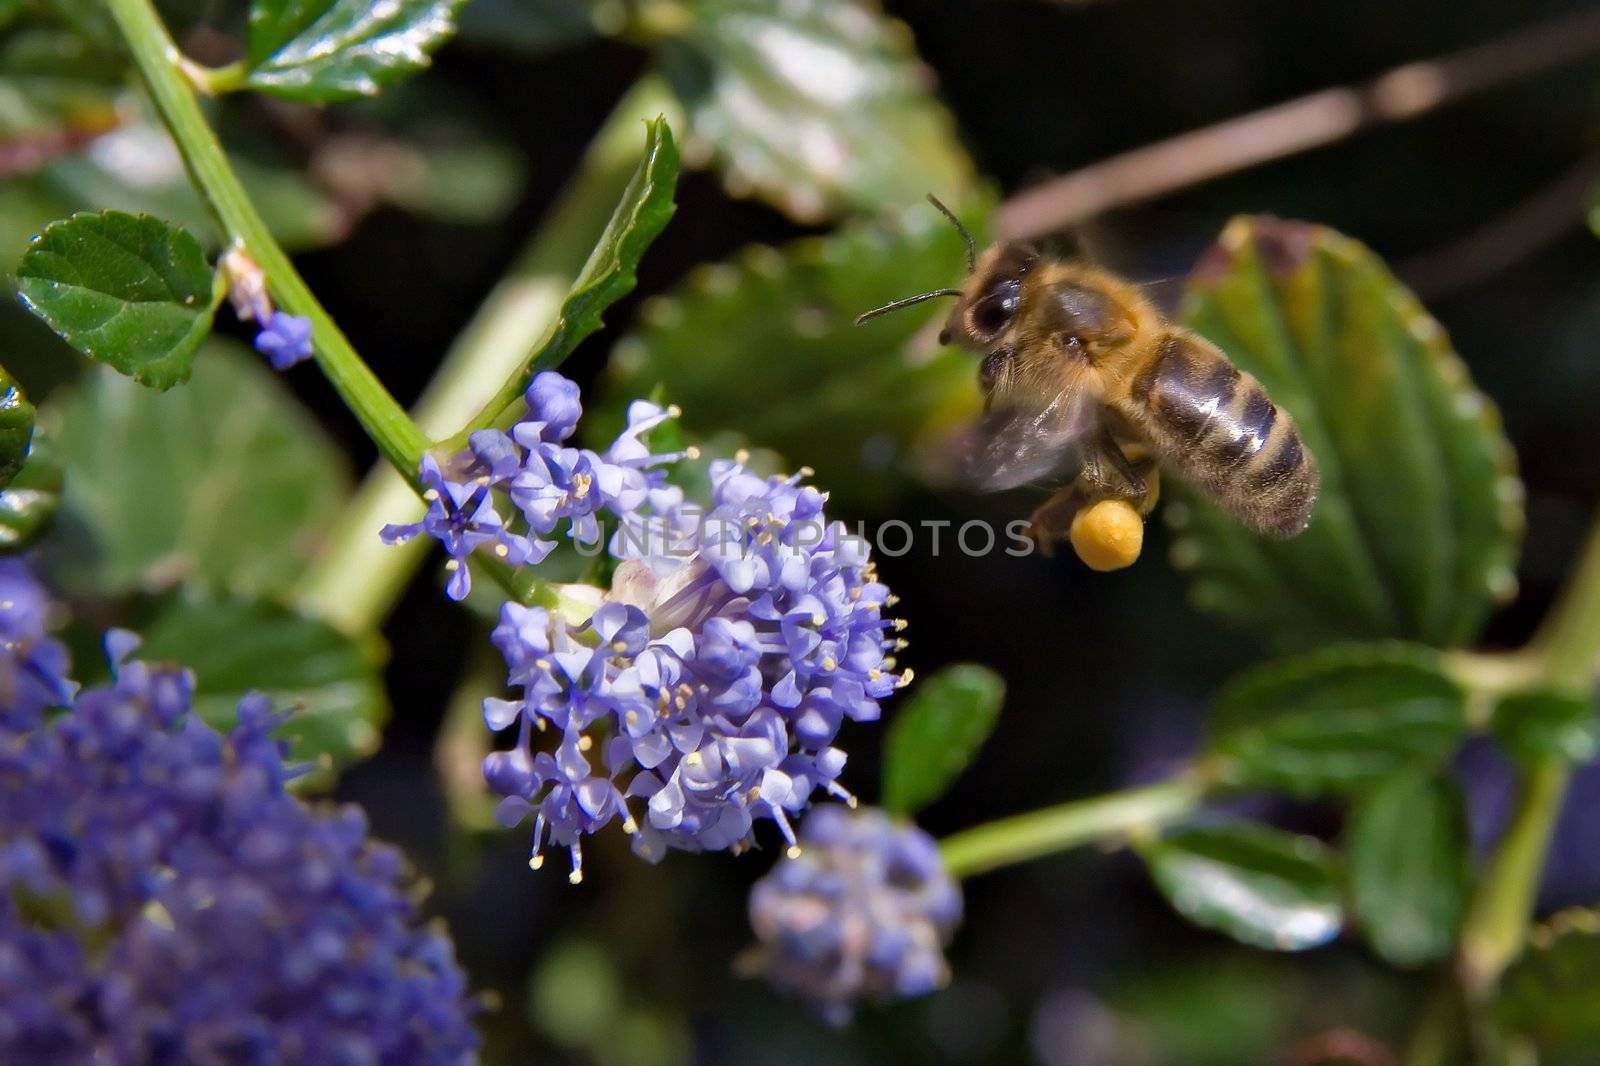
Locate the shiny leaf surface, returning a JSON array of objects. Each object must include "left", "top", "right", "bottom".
[
  {"left": 1143, "top": 824, "right": 1343, "bottom": 952},
  {"left": 0, "top": 435, "right": 60, "bottom": 552},
  {"left": 243, "top": 0, "right": 466, "bottom": 102},
  {"left": 0, "top": 364, "right": 33, "bottom": 487},
  {"left": 1170, "top": 217, "right": 1522, "bottom": 648},
  {"left": 17, "top": 210, "right": 216, "bottom": 389},
  {"left": 658, "top": 0, "right": 975, "bottom": 221},
  {"left": 1207, "top": 643, "right": 1466, "bottom": 797}
]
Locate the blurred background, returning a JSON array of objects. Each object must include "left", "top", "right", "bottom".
[{"left": 8, "top": 0, "right": 1600, "bottom": 1061}]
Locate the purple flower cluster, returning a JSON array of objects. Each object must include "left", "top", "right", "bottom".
[
  {"left": 472, "top": 375, "right": 908, "bottom": 880},
  {"left": 747, "top": 806, "right": 961, "bottom": 1024},
  {"left": 0, "top": 559, "right": 74, "bottom": 728},
  {"left": 0, "top": 569, "right": 477, "bottom": 1062},
  {"left": 382, "top": 371, "right": 688, "bottom": 600}
]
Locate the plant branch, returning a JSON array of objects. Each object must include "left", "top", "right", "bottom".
[
  {"left": 1456, "top": 758, "right": 1570, "bottom": 998},
  {"left": 938, "top": 773, "right": 1207, "bottom": 879},
  {"left": 997, "top": 8, "right": 1600, "bottom": 240},
  {"left": 1399, "top": 155, "right": 1600, "bottom": 300},
  {"left": 294, "top": 77, "right": 681, "bottom": 631},
  {"left": 104, "top": 0, "right": 426, "bottom": 477},
  {"left": 1455, "top": 513, "right": 1600, "bottom": 998}
]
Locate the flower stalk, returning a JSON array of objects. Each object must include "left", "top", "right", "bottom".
[
  {"left": 938, "top": 772, "right": 1208, "bottom": 879},
  {"left": 106, "top": 0, "right": 567, "bottom": 612},
  {"left": 1455, "top": 512, "right": 1600, "bottom": 998},
  {"left": 104, "top": 0, "right": 425, "bottom": 478},
  {"left": 295, "top": 77, "right": 681, "bottom": 631}
]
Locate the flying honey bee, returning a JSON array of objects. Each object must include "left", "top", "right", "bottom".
[{"left": 857, "top": 197, "right": 1319, "bottom": 550}]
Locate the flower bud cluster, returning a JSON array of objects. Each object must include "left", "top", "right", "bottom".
[{"left": 747, "top": 805, "right": 961, "bottom": 1025}]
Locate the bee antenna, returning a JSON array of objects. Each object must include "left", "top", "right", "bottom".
[
  {"left": 926, "top": 193, "right": 975, "bottom": 272},
  {"left": 854, "top": 289, "right": 963, "bottom": 326}
]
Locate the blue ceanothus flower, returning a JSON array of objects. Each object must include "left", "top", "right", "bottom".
[
  {"left": 747, "top": 806, "right": 961, "bottom": 1024},
  {"left": 0, "top": 588, "right": 477, "bottom": 1062},
  {"left": 220, "top": 247, "right": 315, "bottom": 372},
  {"left": 382, "top": 370, "right": 689, "bottom": 600},
  {"left": 467, "top": 373, "right": 910, "bottom": 881},
  {"left": 253, "top": 311, "right": 314, "bottom": 371}
]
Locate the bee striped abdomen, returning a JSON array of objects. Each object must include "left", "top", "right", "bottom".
[{"left": 1124, "top": 332, "right": 1318, "bottom": 537}]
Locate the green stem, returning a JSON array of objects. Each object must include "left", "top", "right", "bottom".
[
  {"left": 293, "top": 77, "right": 681, "bottom": 631},
  {"left": 104, "top": 0, "right": 425, "bottom": 479},
  {"left": 1455, "top": 512, "right": 1600, "bottom": 998},
  {"left": 1456, "top": 759, "right": 1570, "bottom": 997},
  {"left": 938, "top": 774, "right": 1207, "bottom": 880},
  {"left": 189, "top": 59, "right": 246, "bottom": 95}
]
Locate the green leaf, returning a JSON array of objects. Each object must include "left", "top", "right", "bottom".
[
  {"left": 1346, "top": 774, "right": 1467, "bottom": 967},
  {"left": 0, "top": 434, "right": 61, "bottom": 553},
  {"left": 481, "top": 117, "right": 677, "bottom": 423},
  {"left": 1499, "top": 908, "right": 1600, "bottom": 1054},
  {"left": 1142, "top": 823, "right": 1343, "bottom": 951},
  {"left": 138, "top": 590, "right": 386, "bottom": 782},
  {"left": 537, "top": 115, "right": 677, "bottom": 368},
  {"left": 1492, "top": 689, "right": 1600, "bottom": 765},
  {"left": 0, "top": 365, "right": 34, "bottom": 487},
  {"left": 17, "top": 210, "right": 217, "bottom": 389},
  {"left": 658, "top": 0, "right": 976, "bottom": 221},
  {"left": 596, "top": 200, "right": 985, "bottom": 507},
  {"left": 44, "top": 339, "right": 350, "bottom": 596},
  {"left": 882, "top": 663, "right": 1004, "bottom": 815},
  {"left": 1207, "top": 643, "right": 1466, "bottom": 797},
  {"left": 1170, "top": 217, "right": 1522, "bottom": 648},
  {"left": 243, "top": 0, "right": 467, "bottom": 103}
]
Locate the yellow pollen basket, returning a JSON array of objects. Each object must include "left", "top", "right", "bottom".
[{"left": 1069, "top": 499, "right": 1145, "bottom": 572}]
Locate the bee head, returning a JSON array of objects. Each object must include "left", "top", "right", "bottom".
[{"left": 940, "top": 242, "right": 1038, "bottom": 350}]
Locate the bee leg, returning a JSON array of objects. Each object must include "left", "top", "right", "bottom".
[
  {"left": 1090, "top": 435, "right": 1164, "bottom": 515},
  {"left": 1029, "top": 435, "right": 1160, "bottom": 555},
  {"left": 1135, "top": 462, "right": 1161, "bottom": 515},
  {"left": 1025, "top": 486, "right": 1084, "bottom": 557},
  {"left": 1099, "top": 436, "right": 1146, "bottom": 498}
]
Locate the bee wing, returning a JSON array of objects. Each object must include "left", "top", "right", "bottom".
[{"left": 965, "top": 385, "right": 1101, "bottom": 492}]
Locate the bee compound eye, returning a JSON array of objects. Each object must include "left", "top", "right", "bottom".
[
  {"left": 960, "top": 278, "right": 1024, "bottom": 336},
  {"left": 971, "top": 291, "right": 1018, "bottom": 337},
  {"left": 938, "top": 327, "right": 952, "bottom": 346}
]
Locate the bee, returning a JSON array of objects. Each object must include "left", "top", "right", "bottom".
[{"left": 857, "top": 197, "right": 1319, "bottom": 549}]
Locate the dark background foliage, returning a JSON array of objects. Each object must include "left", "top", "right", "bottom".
[
  {"left": 24, "top": 0, "right": 1600, "bottom": 1060},
  {"left": 310, "top": 1, "right": 1600, "bottom": 1061}
]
